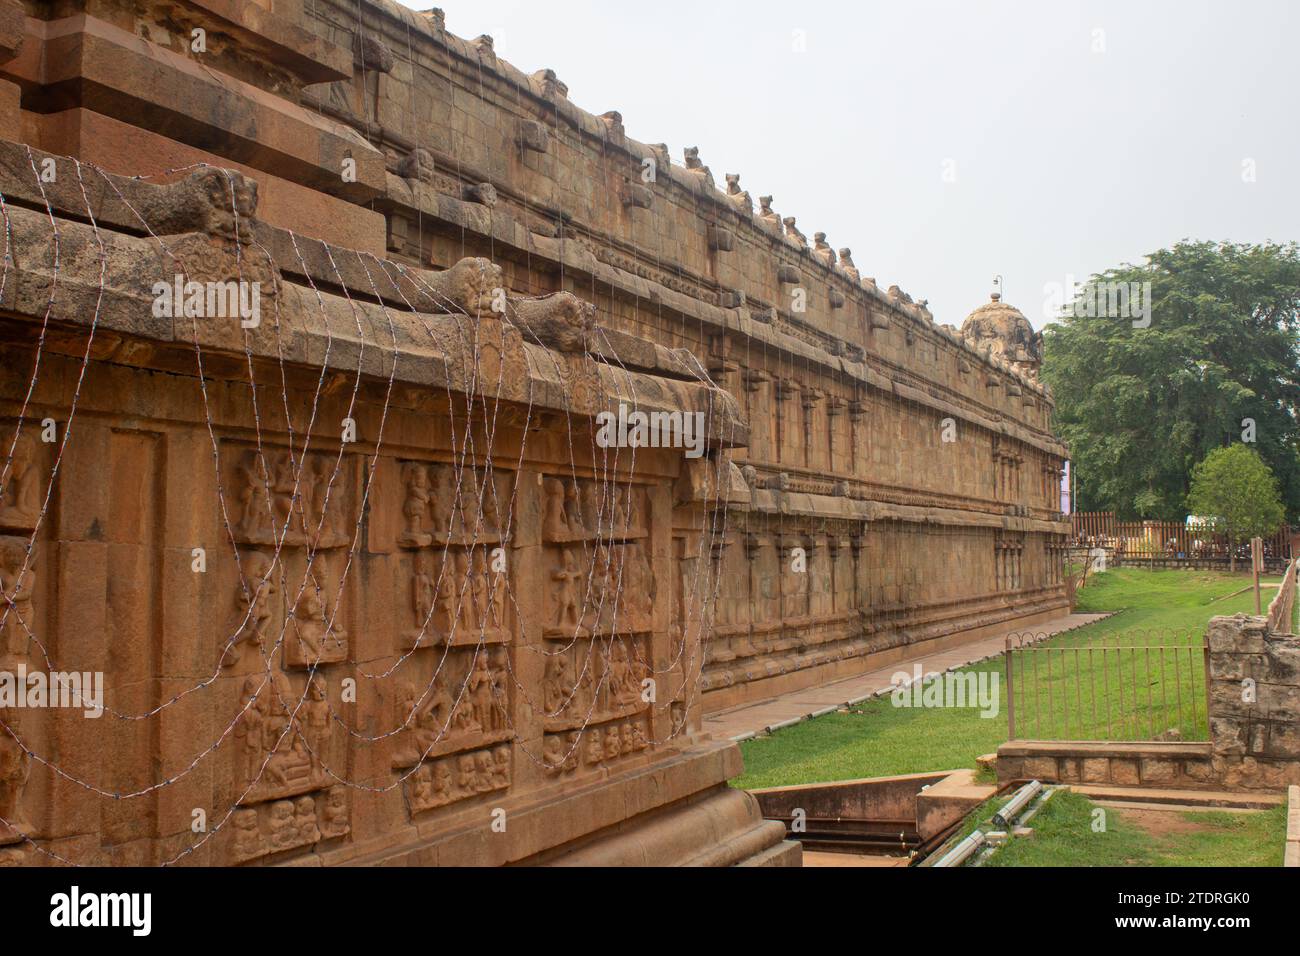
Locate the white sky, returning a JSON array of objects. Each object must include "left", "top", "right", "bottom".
[{"left": 400, "top": 0, "right": 1299, "bottom": 329}]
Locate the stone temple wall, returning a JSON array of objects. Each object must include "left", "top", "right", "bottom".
[
  {"left": 277, "top": 0, "right": 1071, "bottom": 711},
  {"left": 0, "top": 0, "right": 803, "bottom": 867},
  {"left": 0, "top": 0, "right": 1067, "bottom": 865},
  {"left": 6, "top": 1, "right": 1072, "bottom": 715}
]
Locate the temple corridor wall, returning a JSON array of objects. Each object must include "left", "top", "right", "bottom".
[
  {"left": 0, "top": 150, "right": 794, "bottom": 865},
  {"left": 300, "top": 0, "right": 1072, "bottom": 709},
  {"left": 0, "top": 0, "right": 1070, "bottom": 729}
]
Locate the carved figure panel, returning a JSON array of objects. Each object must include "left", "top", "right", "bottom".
[
  {"left": 545, "top": 541, "right": 654, "bottom": 636},
  {"left": 230, "top": 785, "right": 350, "bottom": 864},
  {"left": 222, "top": 551, "right": 276, "bottom": 669},
  {"left": 402, "top": 544, "right": 509, "bottom": 649},
  {"left": 234, "top": 669, "right": 337, "bottom": 805},
  {"left": 284, "top": 550, "right": 350, "bottom": 667},
  {"left": 542, "top": 634, "right": 651, "bottom": 732},
  {"left": 543, "top": 715, "right": 650, "bottom": 775},
  {"left": 226, "top": 445, "right": 355, "bottom": 548},
  {"left": 541, "top": 477, "right": 646, "bottom": 543},
  {"left": 397, "top": 462, "right": 507, "bottom": 548},
  {"left": 0, "top": 433, "right": 42, "bottom": 533},
  {"left": 390, "top": 646, "right": 511, "bottom": 769},
  {"left": 0, "top": 734, "right": 30, "bottom": 846},
  {"left": 405, "top": 743, "right": 511, "bottom": 815},
  {"left": 0, "top": 536, "right": 35, "bottom": 665}
]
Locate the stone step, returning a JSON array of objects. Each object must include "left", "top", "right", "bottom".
[
  {"left": 1070, "top": 784, "right": 1284, "bottom": 810},
  {"left": 916, "top": 769, "right": 998, "bottom": 840}
]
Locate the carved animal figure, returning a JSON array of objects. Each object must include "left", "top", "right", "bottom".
[
  {"left": 397, "top": 147, "right": 436, "bottom": 183},
  {"left": 139, "top": 166, "right": 259, "bottom": 242},
  {"left": 782, "top": 217, "right": 807, "bottom": 248},
  {"left": 838, "top": 248, "right": 860, "bottom": 281},
  {"left": 510, "top": 292, "right": 596, "bottom": 353},
  {"left": 424, "top": 256, "right": 504, "bottom": 316},
  {"left": 812, "top": 233, "right": 836, "bottom": 267}
]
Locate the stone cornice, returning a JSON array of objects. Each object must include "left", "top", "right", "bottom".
[{"left": 301, "top": 0, "right": 1054, "bottom": 399}]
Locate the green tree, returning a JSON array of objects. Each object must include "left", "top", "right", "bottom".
[
  {"left": 1042, "top": 241, "right": 1300, "bottom": 522},
  {"left": 1185, "top": 445, "right": 1286, "bottom": 571}
]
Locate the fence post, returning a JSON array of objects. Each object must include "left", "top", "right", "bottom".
[
  {"left": 1203, "top": 636, "right": 1213, "bottom": 736},
  {"left": 1005, "top": 638, "right": 1016, "bottom": 740},
  {"left": 1252, "top": 537, "right": 1263, "bottom": 614}
]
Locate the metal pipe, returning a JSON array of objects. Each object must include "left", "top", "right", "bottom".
[
  {"left": 766, "top": 717, "right": 802, "bottom": 733},
  {"left": 932, "top": 830, "right": 986, "bottom": 868},
  {"left": 993, "top": 780, "right": 1043, "bottom": 830},
  {"left": 1015, "top": 786, "right": 1059, "bottom": 827}
]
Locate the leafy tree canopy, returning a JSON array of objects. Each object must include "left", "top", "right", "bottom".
[
  {"left": 1185, "top": 444, "right": 1286, "bottom": 548},
  {"left": 1043, "top": 240, "right": 1300, "bottom": 521}
]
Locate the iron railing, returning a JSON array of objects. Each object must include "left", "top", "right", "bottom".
[{"left": 1004, "top": 629, "right": 1209, "bottom": 742}]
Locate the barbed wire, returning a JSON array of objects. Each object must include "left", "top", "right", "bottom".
[{"left": 0, "top": 133, "right": 736, "bottom": 865}]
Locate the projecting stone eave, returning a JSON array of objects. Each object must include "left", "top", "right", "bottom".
[
  {"left": 345, "top": 0, "right": 1052, "bottom": 400},
  {"left": 0, "top": 139, "right": 744, "bottom": 450}
]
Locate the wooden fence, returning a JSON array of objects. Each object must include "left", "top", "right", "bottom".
[
  {"left": 1267, "top": 558, "right": 1299, "bottom": 635},
  {"left": 1070, "top": 512, "right": 1292, "bottom": 568}
]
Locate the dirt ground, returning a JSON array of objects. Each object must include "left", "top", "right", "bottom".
[{"left": 1112, "top": 807, "right": 1221, "bottom": 838}]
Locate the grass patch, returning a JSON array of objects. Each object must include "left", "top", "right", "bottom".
[
  {"left": 954, "top": 790, "right": 1286, "bottom": 868},
  {"left": 736, "top": 659, "right": 1009, "bottom": 789},
  {"left": 734, "top": 569, "right": 1277, "bottom": 791},
  {"left": 1065, "top": 568, "right": 1282, "bottom": 637}
]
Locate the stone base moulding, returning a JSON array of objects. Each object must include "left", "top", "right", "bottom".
[
  {"left": 706, "top": 603, "right": 1070, "bottom": 715},
  {"left": 341, "top": 739, "right": 797, "bottom": 867},
  {"left": 996, "top": 741, "right": 1218, "bottom": 790}
]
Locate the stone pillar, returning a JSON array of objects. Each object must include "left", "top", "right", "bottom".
[
  {"left": 0, "top": 0, "right": 23, "bottom": 131},
  {"left": 1206, "top": 614, "right": 1300, "bottom": 789},
  {"left": 848, "top": 399, "right": 867, "bottom": 480},
  {"left": 741, "top": 367, "right": 771, "bottom": 462}
]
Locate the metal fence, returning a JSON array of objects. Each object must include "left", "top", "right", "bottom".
[{"left": 1004, "top": 629, "right": 1208, "bottom": 742}]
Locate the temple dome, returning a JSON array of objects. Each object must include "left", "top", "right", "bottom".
[{"left": 960, "top": 292, "right": 1043, "bottom": 380}]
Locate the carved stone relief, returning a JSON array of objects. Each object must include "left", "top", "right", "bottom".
[
  {"left": 0, "top": 536, "right": 35, "bottom": 665},
  {"left": 0, "top": 433, "right": 41, "bottom": 533},
  {"left": 234, "top": 669, "right": 336, "bottom": 805},
  {"left": 541, "top": 634, "right": 651, "bottom": 732},
  {"left": 390, "top": 647, "right": 512, "bottom": 769},
  {"left": 541, "top": 477, "right": 646, "bottom": 543},
  {"left": 397, "top": 462, "right": 506, "bottom": 548},
  {"left": 545, "top": 541, "right": 654, "bottom": 636},
  {"left": 230, "top": 785, "right": 351, "bottom": 863},
  {"left": 402, "top": 543, "right": 509, "bottom": 650},
  {"left": 227, "top": 445, "right": 356, "bottom": 548},
  {"left": 407, "top": 743, "right": 510, "bottom": 815}
]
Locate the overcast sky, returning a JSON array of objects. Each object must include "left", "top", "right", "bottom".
[{"left": 401, "top": 0, "right": 1299, "bottom": 330}]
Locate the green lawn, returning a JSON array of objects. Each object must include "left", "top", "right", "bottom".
[
  {"left": 952, "top": 790, "right": 1286, "bottom": 868},
  {"left": 734, "top": 569, "right": 1280, "bottom": 790}
]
